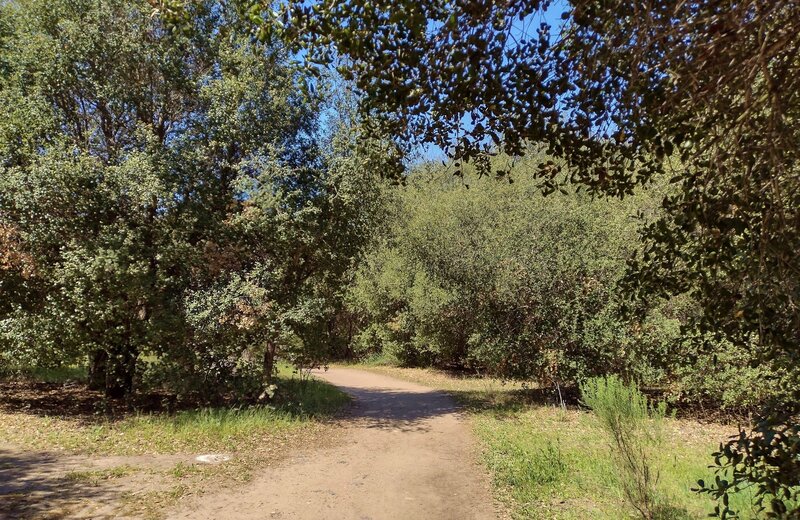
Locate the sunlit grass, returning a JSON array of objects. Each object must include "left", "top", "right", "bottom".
[
  {"left": 472, "top": 405, "right": 759, "bottom": 519},
  {"left": 343, "top": 364, "right": 525, "bottom": 395}
]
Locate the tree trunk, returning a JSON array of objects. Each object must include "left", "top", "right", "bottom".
[
  {"left": 88, "top": 349, "right": 108, "bottom": 391},
  {"left": 263, "top": 340, "right": 277, "bottom": 385},
  {"left": 104, "top": 344, "right": 138, "bottom": 399},
  {"left": 88, "top": 346, "right": 138, "bottom": 399}
]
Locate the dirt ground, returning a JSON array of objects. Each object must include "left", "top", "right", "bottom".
[
  {"left": 1, "top": 368, "right": 501, "bottom": 520},
  {"left": 0, "top": 449, "right": 184, "bottom": 519},
  {"left": 170, "top": 367, "right": 500, "bottom": 520}
]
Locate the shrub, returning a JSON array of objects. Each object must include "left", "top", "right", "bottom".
[
  {"left": 347, "top": 166, "right": 668, "bottom": 386},
  {"left": 581, "top": 375, "right": 668, "bottom": 520}
]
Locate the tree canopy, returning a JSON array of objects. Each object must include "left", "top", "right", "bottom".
[{"left": 0, "top": 0, "right": 386, "bottom": 400}]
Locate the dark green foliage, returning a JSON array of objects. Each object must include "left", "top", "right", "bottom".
[
  {"left": 182, "top": 130, "right": 388, "bottom": 394},
  {"left": 695, "top": 405, "right": 800, "bottom": 519},
  {"left": 0, "top": 0, "right": 384, "bottom": 400},
  {"left": 670, "top": 334, "right": 796, "bottom": 413},
  {"left": 0, "top": 0, "right": 217, "bottom": 395},
  {"left": 11, "top": 0, "right": 800, "bottom": 514},
  {"left": 347, "top": 159, "right": 787, "bottom": 420},
  {"left": 203, "top": 1, "right": 799, "bottom": 513},
  {"left": 347, "top": 159, "right": 679, "bottom": 388}
]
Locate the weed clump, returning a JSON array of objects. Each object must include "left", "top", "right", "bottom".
[{"left": 581, "top": 376, "right": 672, "bottom": 520}]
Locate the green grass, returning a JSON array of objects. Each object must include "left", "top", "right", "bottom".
[
  {"left": 0, "top": 362, "right": 351, "bottom": 520},
  {"left": 472, "top": 405, "right": 762, "bottom": 519},
  {"left": 2, "top": 364, "right": 88, "bottom": 383},
  {"left": 0, "top": 362, "right": 350, "bottom": 456},
  {"left": 358, "top": 351, "right": 402, "bottom": 367},
  {"left": 277, "top": 368, "right": 353, "bottom": 416},
  {"left": 351, "top": 365, "right": 758, "bottom": 520}
]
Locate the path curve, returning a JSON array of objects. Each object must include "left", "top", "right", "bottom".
[{"left": 170, "top": 367, "right": 499, "bottom": 520}]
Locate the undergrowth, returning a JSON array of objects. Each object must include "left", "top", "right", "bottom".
[{"left": 0, "top": 362, "right": 349, "bottom": 455}]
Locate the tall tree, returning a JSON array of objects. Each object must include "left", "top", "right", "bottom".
[
  {"left": 0, "top": 0, "right": 316, "bottom": 397},
  {"left": 185, "top": 129, "right": 389, "bottom": 393}
]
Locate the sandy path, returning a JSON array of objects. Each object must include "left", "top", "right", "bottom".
[{"left": 170, "top": 367, "right": 499, "bottom": 520}]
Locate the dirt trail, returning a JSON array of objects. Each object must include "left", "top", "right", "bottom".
[{"left": 171, "top": 367, "right": 500, "bottom": 520}]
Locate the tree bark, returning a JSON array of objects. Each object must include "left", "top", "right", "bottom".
[
  {"left": 88, "top": 346, "right": 137, "bottom": 399},
  {"left": 103, "top": 343, "right": 138, "bottom": 399},
  {"left": 88, "top": 349, "right": 108, "bottom": 391},
  {"left": 263, "top": 340, "right": 277, "bottom": 386}
]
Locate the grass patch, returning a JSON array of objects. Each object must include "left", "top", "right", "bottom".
[
  {"left": 0, "top": 363, "right": 349, "bottom": 456},
  {"left": 1, "top": 365, "right": 88, "bottom": 383},
  {"left": 277, "top": 369, "right": 353, "bottom": 416},
  {"left": 353, "top": 364, "right": 757, "bottom": 520},
  {"left": 344, "top": 365, "right": 525, "bottom": 398},
  {"left": 1, "top": 362, "right": 351, "bottom": 520},
  {"left": 358, "top": 351, "right": 401, "bottom": 367},
  {"left": 169, "top": 461, "right": 203, "bottom": 479},
  {"left": 473, "top": 405, "right": 759, "bottom": 519}
]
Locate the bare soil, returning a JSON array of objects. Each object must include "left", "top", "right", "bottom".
[
  {"left": 0, "top": 448, "right": 183, "bottom": 519},
  {"left": 0, "top": 368, "right": 501, "bottom": 519},
  {"left": 169, "top": 367, "right": 501, "bottom": 520}
]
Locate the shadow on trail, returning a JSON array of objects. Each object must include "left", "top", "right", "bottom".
[
  {"left": 333, "top": 385, "right": 461, "bottom": 433},
  {"left": 0, "top": 449, "right": 125, "bottom": 519}
]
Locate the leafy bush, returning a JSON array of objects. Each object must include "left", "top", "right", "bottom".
[
  {"left": 347, "top": 162, "right": 679, "bottom": 388},
  {"left": 581, "top": 376, "right": 668, "bottom": 520},
  {"left": 673, "top": 342, "right": 794, "bottom": 414},
  {"left": 346, "top": 162, "right": 780, "bottom": 417}
]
